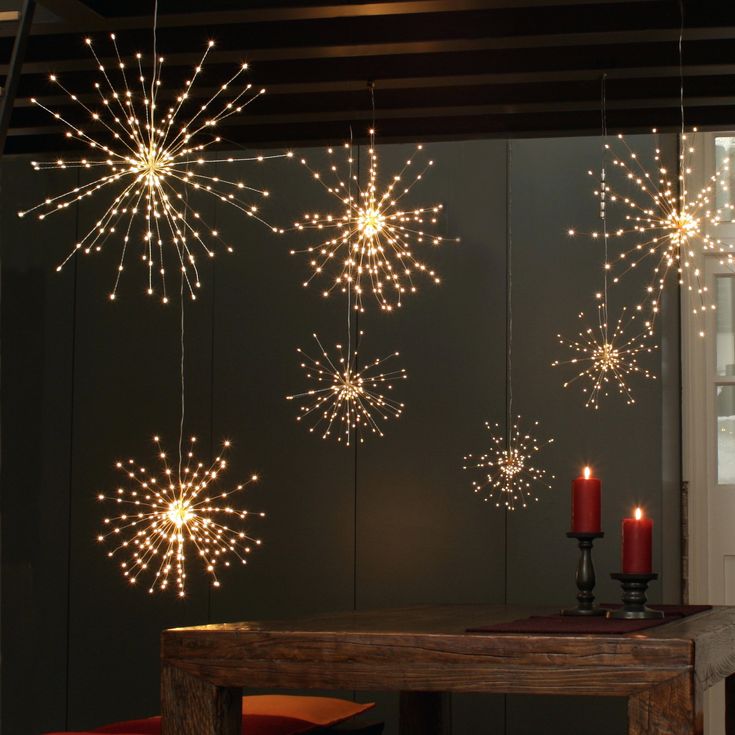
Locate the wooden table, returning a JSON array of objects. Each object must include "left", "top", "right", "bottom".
[{"left": 160, "top": 604, "right": 735, "bottom": 735}]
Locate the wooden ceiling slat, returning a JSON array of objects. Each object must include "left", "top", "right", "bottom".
[
  {"left": 0, "top": 2, "right": 714, "bottom": 60},
  {"left": 20, "top": 0, "right": 668, "bottom": 37},
  {"left": 8, "top": 36, "right": 732, "bottom": 92}
]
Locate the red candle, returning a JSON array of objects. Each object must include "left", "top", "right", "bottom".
[
  {"left": 571, "top": 466, "right": 601, "bottom": 533},
  {"left": 621, "top": 507, "right": 653, "bottom": 574}
]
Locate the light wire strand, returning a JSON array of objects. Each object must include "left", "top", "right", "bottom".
[
  {"left": 150, "top": 0, "right": 159, "bottom": 142},
  {"left": 506, "top": 140, "right": 513, "bottom": 444},
  {"left": 679, "top": 0, "right": 685, "bottom": 145},
  {"left": 678, "top": 0, "right": 686, "bottom": 215},
  {"left": 600, "top": 73, "right": 609, "bottom": 330},
  {"left": 347, "top": 124, "right": 353, "bottom": 365},
  {"left": 178, "top": 262, "right": 185, "bottom": 485}
]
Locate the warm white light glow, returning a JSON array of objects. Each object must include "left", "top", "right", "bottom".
[
  {"left": 583, "top": 466, "right": 591, "bottom": 480},
  {"left": 289, "top": 132, "right": 459, "bottom": 312},
  {"left": 462, "top": 416, "right": 555, "bottom": 511},
  {"left": 570, "top": 132, "right": 732, "bottom": 333},
  {"left": 553, "top": 304, "right": 656, "bottom": 409},
  {"left": 286, "top": 331, "right": 407, "bottom": 445},
  {"left": 634, "top": 506, "right": 643, "bottom": 521},
  {"left": 19, "top": 34, "right": 289, "bottom": 302},
  {"left": 97, "top": 436, "right": 264, "bottom": 596}
]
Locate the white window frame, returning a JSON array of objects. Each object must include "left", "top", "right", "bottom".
[{"left": 682, "top": 130, "right": 735, "bottom": 735}]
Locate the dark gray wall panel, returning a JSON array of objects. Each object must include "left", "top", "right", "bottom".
[
  {"left": 356, "top": 140, "right": 508, "bottom": 611},
  {"left": 355, "top": 140, "right": 508, "bottom": 735},
  {"left": 1, "top": 157, "right": 77, "bottom": 735},
  {"left": 208, "top": 151, "right": 355, "bottom": 624}
]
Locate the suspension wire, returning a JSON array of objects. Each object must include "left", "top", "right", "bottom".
[
  {"left": 150, "top": 0, "right": 159, "bottom": 136},
  {"left": 600, "top": 73, "right": 609, "bottom": 331},
  {"left": 505, "top": 140, "right": 513, "bottom": 446},
  {"left": 679, "top": 0, "right": 685, "bottom": 147},
  {"left": 347, "top": 123, "right": 353, "bottom": 365},
  {"left": 177, "top": 258, "right": 185, "bottom": 484},
  {"left": 678, "top": 0, "right": 686, "bottom": 213}
]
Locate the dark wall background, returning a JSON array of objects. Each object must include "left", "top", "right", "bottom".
[{"left": 1, "top": 134, "right": 679, "bottom": 735}]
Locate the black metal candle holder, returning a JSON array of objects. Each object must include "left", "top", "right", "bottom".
[
  {"left": 609, "top": 572, "right": 664, "bottom": 619},
  {"left": 561, "top": 531, "right": 606, "bottom": 617}
]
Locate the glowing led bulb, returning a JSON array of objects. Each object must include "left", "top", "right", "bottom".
[
  {"left": 357, "top": 206, "right": 385, "bottom": 238},
  {"left": 97, "top": 436, "right": 264, "bottom": 596},
  {"left": 553, "top": 304, "right": 656, "bottom": 409},
  {"left": 570, "top": 131, "right": 732, "bottom": 332},
  {"left": 462, "top": 416, "right": 555, "bottom": 511},
  {"left": 286, "top": 331, "right": 407, "bottom": 445},
  {"left": 19, "top": 33, "right": 288, "bottom": 303},
  {"left": 288, "top": 131, "right": 459, "bottom": 312}
]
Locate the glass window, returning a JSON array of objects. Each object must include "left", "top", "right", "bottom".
[
  {"left": 718, "top": 385, "right": 735, "bottom": 484},
  {"left": 715, "top": 136, "right": 735, "bottom": 221},
  {"left": 717, "top": 277, "right": 735, "bottom": 376}
]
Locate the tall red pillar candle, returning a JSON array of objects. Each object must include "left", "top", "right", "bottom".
[
  {"left": 621, "top": 507, "right": 653, "bottom": 574},
  {"left": 571, "top": 466, "right": 601, "bottom": 533}
]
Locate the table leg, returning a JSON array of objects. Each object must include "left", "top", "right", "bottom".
[
  {"left": 399, "top": 691, "right": 450, "bottom": 735},
  {"left": 161, "top": 662, "right": 241, "bottom": 735},
  {"left": 628, "top": 673, "right": 702, "bottom": 735},
  {"left": 726, "top": 673, "right": 735, "bottom": 734}
]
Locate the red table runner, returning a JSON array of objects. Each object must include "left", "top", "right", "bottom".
[{"left": 466, "top": 604, "right": 712, "bottom": 634}]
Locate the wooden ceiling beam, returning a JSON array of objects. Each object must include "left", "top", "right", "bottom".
[
  {"left": 6, "top": 103, "right": 735, "bottom": 155},
  {"left": 11, "top": 70, "right": 734, "bottom": 110},
  {"left": 8, "top": 91, "right": 735, "bottom": 137},
  {"left": 13, "top": 59, "right": 735, "bottom": 108},
  {"left": 0, "top": 0, "right": 667, "bottom": 37},
  {"left": 5, "top": 25, "right": 735, "bottom": 77}
]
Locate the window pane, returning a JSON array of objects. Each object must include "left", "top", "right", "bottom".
[
  {"left": 718, "top": 386, "right": 735, "bottom": 484},
  {"left": 716, "top": 136, "right": 735, "bottom": 221},
  {"left": 717, "top": 277, "right": 735, "bottom": 376},
  {"left": 719, "top": 386, "right": 735, "bottom": 484}
]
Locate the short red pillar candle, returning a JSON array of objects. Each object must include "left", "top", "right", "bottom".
[
  {"left": 571, "top": 466, "right": 601, "bottom": 533},
  {"left": 621, "top": 507, "right": 653, "bottom": 574}
]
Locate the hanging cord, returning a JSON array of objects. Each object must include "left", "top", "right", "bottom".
[
  {"left": 150, "top": 0, "right": 159, "bottom": 135},
  {"left": 505, "top": 140, "right": 513, "bottom": 447},
  {"left": 600, "top": 73, "right": 609, "bottom": 330},
  {"left": 367, "top": 79, "right": 376, "bottom": 153},
  {"left": 177, "top": 265, "right": 185, "bottom": 484},
  {"left": 347, "top": 124, "right": 354, "bottom": 365},
  {"left": 678, "top": 0, "right": 686, "bottom": 213},
  {"left": 177, "top": 160, "right": 190, "bottom": 485},
  {"left": 678, "top": 0, "right": 685, "bottom": 148}
]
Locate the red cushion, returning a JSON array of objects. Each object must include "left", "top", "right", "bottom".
[
  {"left": 92, "top": 715, "right": 317, "bottom": 735},
  {"left": 80, "top": 695, "right": 375, "bottom": 735}
]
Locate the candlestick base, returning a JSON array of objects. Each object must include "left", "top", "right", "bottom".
[
  {"left": 609, "top": 572, "right": 664, "bottom": 619},
  {"left": 561, "top": 531, "right": 606, "bottom": 617}
]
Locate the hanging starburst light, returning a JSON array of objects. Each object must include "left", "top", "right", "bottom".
[
  {"left": 97, "top": 435, "right": 264, "bottom": 596},
  {"left": 462, "top": 417, "right": 555, "bottom": 511},
  {"left": 289, "top": 130, "right": 459, "bottom": 312},
  {"left": 19, "top": 33, "right": 290, "bottom": 303},
  {"left": 286, "top": 331, "right": 407, "bottom": 445},
  {"left": 568, "top": 132, "right": 731, "bottom": 330},
  {"left": 552, "top": 304, "right": 656, "bottom": 409}
]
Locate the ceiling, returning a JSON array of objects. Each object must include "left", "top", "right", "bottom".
[{"left": 2, "top": 0, "right": 735, "bottom": 153}]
